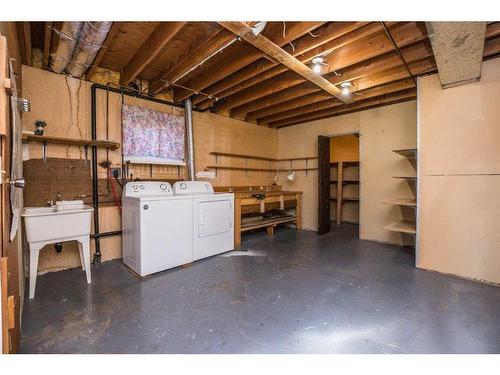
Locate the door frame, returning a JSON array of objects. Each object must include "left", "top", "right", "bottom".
[{"left": 318, "top": 131, "right": 362, "bottom": 235}]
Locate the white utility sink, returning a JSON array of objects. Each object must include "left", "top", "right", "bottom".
[
  {"left": 23, "top": 204, "right": 93, "bottom": 244},
  {"left": 22, "top": 203, "right": 94, "bottom": 298}
]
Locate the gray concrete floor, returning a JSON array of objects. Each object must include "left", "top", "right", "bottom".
[{"left": 21, "top": 224, "right": 500, "bottom": 353}]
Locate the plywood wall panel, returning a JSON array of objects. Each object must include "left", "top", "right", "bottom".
[
  {"left": 418, "top": 175, "right": 500, "bottom": 284},
  {"left": 418, "top": 58, "right": 500, "bottom": 284},
  {"left": 419, "top": 59, "right": 500, "bottom": 176}
]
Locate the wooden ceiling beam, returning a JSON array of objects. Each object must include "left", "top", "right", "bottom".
[
  {"left": 258, "top": 78, "right": 415, "bottom": 125},
  {"left": 120, "top": 22, "right": 186, "bottom": 86},
  {"left": 218, "top": 19, "right": 375, "bottom": 107},
  {"left": 483, "top": 34, "right": 500, "bottom": 58},
  {"left": 17, "top": 22, "right": 32, "bottom": 66},
  {"left": 200, "top": 21, "right": 426, "bottom": 110},
  {"left": 191, "top": 22, "right": 370, "bottom": 107},
  {"left": 269, "top": 89, "right": 417, "bottom": 128},
  {"left": 247, "top": 50, "right": 433, "bottom": 123},
  {"left": 173, "top": 21, "right": 325, "bottom": 102},
  {"left": 148, "top": 28, "right": 236, "bottom": 95},
  {"left": 86, "top": 22, "right": 123, "bottom": 79},
  {"left": 43, "top": 22, "right": 53, "bottom": 69},
  {"left": 218, "top": 23, "right": 428, "bottom": 114}
]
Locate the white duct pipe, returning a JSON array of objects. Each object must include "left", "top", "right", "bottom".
[
  {"left": 67, "top": 21, "right": 113, "bottom": 78},
  {"left": 49, "top": 22, "right": 82, "bottom": 73},
  {"left": 184, "top": 98, "right": 195, "bottom": 181}
]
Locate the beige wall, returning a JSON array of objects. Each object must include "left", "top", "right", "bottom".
[
  {"left": 417, "top": 57, "right": 500, "bottom": 284},
  {"left": 277, "top": 101, "right": 417, "bottom": 245},
  {"left": 21, "top": 66, "right": 277, "bottom": 273}
]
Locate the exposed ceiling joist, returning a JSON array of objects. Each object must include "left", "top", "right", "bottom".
[
  {"left": 148, "top": 28, "right": 236, "bottom": 95},
  {"left": 218, "top": 21, "right": 348, "bottom": 103},
  {"left": 259, "top": 78, "right": 415, "bottom": 125},
  {"left": 217, "top": 22, "right": 428, "bottom": 115},
  {"left": 17, "top": 22, "right": 32, "bottom": 66},
  {"left": 173, "top": 21, "right": 326, "bottom": 103},
  {"left": 426, "top": 22, "right": 487, "bottom": 88},
  {"left": 86, "top": 22, "right": 123, "bottom": 79},
  {"left": 269, "top": 89, "right": 417, "bottom": 128},
  {"left": 43, "top": 22, "right": 53, "bottom": 69},
  {"left": 191, "top": 21, "right": 370, "bottom": 106},
  {"left": 120, "top": 22, "right": 186, "bottom": 86}
]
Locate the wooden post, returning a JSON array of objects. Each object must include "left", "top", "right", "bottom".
[
  {"left": 266, "top": 225, "right": 275, "bottom": 236},
  {"left": 336, "top": 161, "right": 343, "bottom": 225},
  {"left": 234, "top": 198, "right": 242, "bottom": 248}
]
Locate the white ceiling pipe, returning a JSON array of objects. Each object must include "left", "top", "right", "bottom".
[
  {"left": 67, "top": 21, "right": 113, "bottom": 78},
  {"left": 49, "top": 22, "right": 82, "bottom": 73}
]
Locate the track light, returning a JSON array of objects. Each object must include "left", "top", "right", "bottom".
[
  {"left": 340, "top": 81, "right": 353, "bottom": 96},
  {"left": 311, "top": 56, "right": 325, "bottom": 74}
]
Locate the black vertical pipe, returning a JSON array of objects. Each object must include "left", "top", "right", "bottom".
[{"left": 91, "top": 85, "right": 101, "bottom": 263}]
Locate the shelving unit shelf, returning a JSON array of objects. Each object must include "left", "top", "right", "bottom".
[
  {"left": 330, "top": 160, "right": 360, "bottom": 224},
  {"left": 386, "top": 148, "right": 418, "bottom": 241},
  {"left": 384, "top": 198, "right": 417, "bottom": 207},
  {"left": 393, "top": 148, "right": 417, "bottom": 160},
  {"left": 384, "top": 220, "right": 416, "bottom": 235}
]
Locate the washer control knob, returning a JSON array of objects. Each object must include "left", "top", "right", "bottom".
[
  {"left": 140, "top": 185, "right": 145, "bottom": 189},
  {"left": 143, "top": 204, "right": 149, "bottom": 210},
  {"left": 133, "top": 185, "right": 138, "bottom": 190},
  {"left": 160, "top": 183, "right": 167, "bottom": 190},
  {"left": 180, "top": 182, "right": 187, "bottom": 189}
]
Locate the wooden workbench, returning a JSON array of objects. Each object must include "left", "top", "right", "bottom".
[{"left": 215, "top": 186, "right": 302, "bottom": 248}]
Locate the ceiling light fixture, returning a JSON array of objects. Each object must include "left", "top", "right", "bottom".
[
  {"left": 311, "top": 56, "right": 325, "bottom": 74},
  {"left": 340, "top": 81, "right": 353, "bottom": 96}
]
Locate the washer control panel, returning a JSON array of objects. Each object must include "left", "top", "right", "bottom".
[
  {"left": 124, "top": 181, "right": 173, "bottom": 197},
  {"left": 173, "top": 181, "right": 214, "bottom": 195}
]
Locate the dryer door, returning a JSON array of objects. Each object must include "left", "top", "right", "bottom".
[
  {"left": 194, "top": 196, "right": 234, "bottom": 261},
  {"left": 198, "top": 199, "right": 231, "bottom": 237}
]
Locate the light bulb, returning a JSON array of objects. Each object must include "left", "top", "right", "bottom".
[
  {"left": 312, "top": 63, "right": 321, "bottom": 74},
  {"left": 342, "top": 86, "right": 349, "bottom": 96}
]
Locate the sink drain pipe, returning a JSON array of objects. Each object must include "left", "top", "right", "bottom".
[{"left": 90, "top": 84, "right": 202, "bottom": 263}]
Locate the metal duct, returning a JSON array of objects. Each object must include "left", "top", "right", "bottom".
[
  {"left": 67, "top": 21, "right": 112, "bottom": 78},
  {"left": 184, "top": 98, "right": 195, "bottom": 181},
  {"left": 49, "top": 22, "right": 82, "bottom": 73}
]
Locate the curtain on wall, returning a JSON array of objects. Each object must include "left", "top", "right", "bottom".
[{"left": 122, "top": 104, "right": 186, "bottom": 165}]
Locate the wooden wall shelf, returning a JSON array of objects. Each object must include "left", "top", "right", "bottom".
[
  {"left": 22, "top": 134, "right": 120, "bottom": 150},
  {"left": 206, "top": 165, "right": 317, "bottom": 173},
  {"left": 210, "top": 151, "right": 317, "bottom": 162}
]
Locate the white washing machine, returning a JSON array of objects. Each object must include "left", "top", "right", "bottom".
[
  {"left": 173, "top": 181, "right": 234, "bottom": 261},
  {"left": 122, "top": 181, "right": 193, "bottom": 277}
]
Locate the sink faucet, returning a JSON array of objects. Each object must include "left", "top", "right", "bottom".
[{"left": 47, "top": 192, "right": 63, "bottom": 207}]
